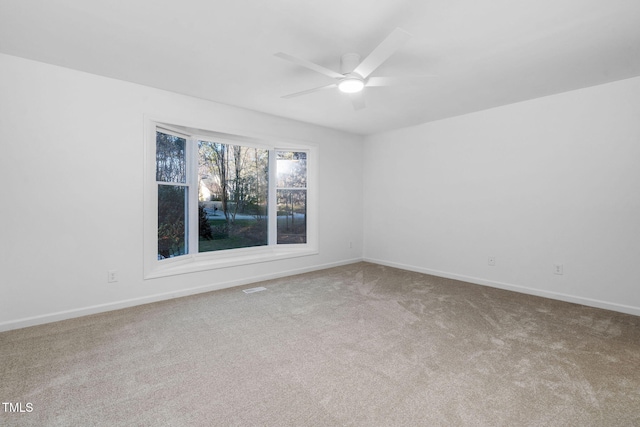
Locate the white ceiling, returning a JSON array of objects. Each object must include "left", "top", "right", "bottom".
[{"left": 1, "top": 0, "right": 640, "bottom": 135}]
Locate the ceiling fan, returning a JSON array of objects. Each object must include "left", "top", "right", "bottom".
[{"left": 275, "top": 28, "right": 413, "bottom": 110}]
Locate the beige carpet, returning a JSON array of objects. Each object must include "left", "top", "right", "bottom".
[{"left": 1, "top": 262, "right": 639, "bottom": 426}]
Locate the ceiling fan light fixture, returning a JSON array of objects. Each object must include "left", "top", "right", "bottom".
[{"left": 338, "top": 77, "right": 365, "bottom": 93}]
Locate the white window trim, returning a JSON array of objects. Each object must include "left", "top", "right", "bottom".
[{"left": 144, "top": 117, "right": 318, "bottom": 279}]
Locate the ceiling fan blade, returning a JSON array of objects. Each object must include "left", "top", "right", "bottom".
[
  {"left": 353, "top": 28, "right": 411, "bottom": 79},
  {"left": 275, "top": 52, "right": 344, "bottom": 80},
  {"left": 366, "top": 75, "right": 436, "bottom": 87},
  {"left": 281, "top": 83, "right": 337, "bottom": 99},
  {"left": 349, "top": 92, "right": 366, "bottom": 110}
]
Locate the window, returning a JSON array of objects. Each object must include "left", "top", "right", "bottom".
[
  {"left": 156, "top": 130, "right": 189, "bottom": 259},
  {"left": 145, "top": 120, "right": 317, "bottom": 278},
  {"left": 276, "top": 151, "right": 307, "bottom": 244},
  {"left": 197, "top": 140, "right": 270, "bottom": 253}
]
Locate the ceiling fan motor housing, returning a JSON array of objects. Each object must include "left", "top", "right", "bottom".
[{"left": 338, "top": 53, "right": 365, "bottom": 93}]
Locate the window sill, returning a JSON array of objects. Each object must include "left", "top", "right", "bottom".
[{"left": 144, "top": 246, "right": 318, "bottom": 279}]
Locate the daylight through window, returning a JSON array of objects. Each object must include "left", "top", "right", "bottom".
[
  {"left": 197, "top": 141, "right": 270, "bottom": 253},
  {"left": 276, "top": 151, "right": 307, "bottom": 244}
]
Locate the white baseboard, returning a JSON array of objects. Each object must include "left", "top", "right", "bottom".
[
  {"left": 363, "top": 257, "right": 640, "bottom": 317},
  {"left": 0, "top": 257, "right": 364, "bottom": 332},
  {"left": 5, "top": 256, "right": 636, "bottom": 333}
]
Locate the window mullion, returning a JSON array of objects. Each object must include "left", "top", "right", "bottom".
[
  {"left": 268, "top": 148, "right": 277, "bottom": 245},
  {"left": 188, "top": 137, "right": 199, "bottom": 256}
]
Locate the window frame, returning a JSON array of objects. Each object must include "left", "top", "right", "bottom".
[{"left": 144, "top": 118, "right": 318, "bottom": 279}]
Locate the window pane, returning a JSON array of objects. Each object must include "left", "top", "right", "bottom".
[
  {"left": 276, "top": 151, "right": 306, "bottom": 188},
  {"left": 198, "top": 142, "right": 269, "bottom": 252},
  {"left": 158, "top": 185, "right": 187, "bottom": 259},
  {"left": 156, "top": 131, "right": 186, "bottom": 183},
  {"left": 277, "top": 189, "right": 306, "bottom": 244}
]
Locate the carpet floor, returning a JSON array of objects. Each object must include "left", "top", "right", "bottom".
[{"left": 1, "top": 262, "right": 639, "bottom": 426}]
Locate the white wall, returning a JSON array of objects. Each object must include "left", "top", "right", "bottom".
[
  {"left": 0, "top": 53, "right": 364, "bottom": 331},
  {"left": 364, "top": 76, "right": 640, "bottom": 316}
]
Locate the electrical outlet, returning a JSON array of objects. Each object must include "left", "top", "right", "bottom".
[
  {"left": 488, "top": 256, "right": 496, "bottom": 266},
  {"left": 349, "top": 241, "right": 353, "bottom": 249},
  {"left": 553, "top": 264, "right": 564, "bottom": 275},
  {"left": 107, "top": 270, "right": 119, "bottom": 283}
]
